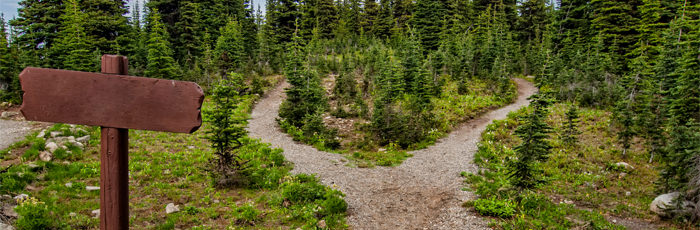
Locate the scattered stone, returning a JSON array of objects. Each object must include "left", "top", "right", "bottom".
[
  {"left": 50, "top": 131, "right": 62, "bottom": 138},
  {"left": 212, "top": 199, "right": 220, "bottom": 204},
  {"left": 25, "top": 185, "right": 37, "bottom": 191},
  {"left": 317, "top": 220, "right": 327, "bottom": 229},
  {"left": 625, "top": 191, "right": 631, "bottom": 196},
  {"left": 36, "top": 130, "right": 46, "bottom": 138},
  {"left": 72, "top": 141, "right": 84, "bottom": 149},
  {"left": 378, "top": 148, "right": 386, "bottom": 152},
  {"left": 39, "top": 151, "right": 53, "bottom": 162},
  {"left": 91, "top": 209, "right": 100, "bottom": 218},
  {"left": 3, "top": 205, "right": 18, "bottom": 218},
  {"left": 615, "top": 162, "right": 634, "bottom": 170},
  {"left": 26, "top": 163, "right": 39, "bottom": 169},
  {"left": 1, "top": 111, "right": 19, "bottom": 119},
  {"left": 13, "top": 194, "right": 28, "bottom": 201},
  {"left": 86, "top": 186, "right": 100, "bottom": 191},
  {"left": 0, "top": 222, "right": 15, "bottom": 230},
  {"left": 618, "top": 172, "right": 628, "bottom": 178},
  {"left": 650, "top": 192, "right": 693, "bottom": 217},
  {"left": 65, "top": 183, "right": 73, "bottom": 188},
  {"left": 45, "top": 142, "right": 59, "bottom": 153},
  {"left": 76, "top": 135, "right": 90, "bottom": 144},
  {"left": 165, "top": 203, "right": 180, "bottom": 214},
  {"left": 187, "top": 145, "right": 195, "bottom": 149},
  {"left": 69, "top": 212, "right": 77, "bottom": 217}
]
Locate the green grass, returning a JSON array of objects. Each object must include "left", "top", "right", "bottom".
[
  {"left": 464, "top": 103, "right": 671, "bottom": 229},
  {"left": 0, "top": 75, "right": 348, "bottom": 229}
]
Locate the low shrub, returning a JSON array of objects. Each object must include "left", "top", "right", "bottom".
[
  {"left": 233, "top": 203, "right": 261, "bottom": 225},
  {"left": 15, "top": 197, "right": 53, "bottom": 230},
  {"left": 473, "top": 197, "right": 516, "bottom": 218}
]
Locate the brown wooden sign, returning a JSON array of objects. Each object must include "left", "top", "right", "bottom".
[
  {"left": 20, "top": 66, "right": 204, "bottom": 133},
  {"left": 19, "top": 55, "right": 204, "bottom": 230}
]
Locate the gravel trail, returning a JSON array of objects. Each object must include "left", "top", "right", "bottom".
[
  {"left": 247, "top": 79, "right": 537, "bottom": 229},
  {"left": 0, "top": 119, "right": 32, "bottom": 150}
]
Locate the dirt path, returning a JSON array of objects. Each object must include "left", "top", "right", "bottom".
[
  {"left": 247, "top": 79, "right": 537, "bottom": 229},
  {"left": 0, "top": 119, "right": 32, "bottom": 150}
]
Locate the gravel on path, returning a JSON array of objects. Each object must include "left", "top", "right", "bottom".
[
  {"left": 0, "top": 119, "right": 32, "bottom": 150},
  {"left": 247, "top": 79, "right": 537, "bottom": 229}
]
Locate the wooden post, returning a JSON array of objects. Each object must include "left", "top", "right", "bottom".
[{"left": 100, "top": 55, "right": 130, "bottom": 230}]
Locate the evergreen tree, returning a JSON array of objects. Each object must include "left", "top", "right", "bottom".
[
  {"left": 215, "top": 19, "right": 245, "bottom": 74},
  {"left": 51, "top": 0, "right": 97, "bottom": 72},
  {"left": 80, "top": 0, "right": 130, "bottom": 54},
  {"left": 279, "top": 27, "right": 326, "bottom": 127},
  {"left": 372, "top": 0, "right": 394, "bottom": 39},
  {"left": 145, "top": 9, "right": 180, "bottom": 79},
  {"left": 175, "top": 1, "right": 203, "bottom": 66},
  {"left": 0, "top": 14, "right": 20, "bottom": 102},
  {"left": 10, "top": 0, "right": 64, "bottom": 67},
  {"left": 509, "top": 93, "right": 553, "bottom": 190},
  {"left": 562, "top": 105, "right": 581, "bottom": 146},
  {"left": 411, "top": 0, "right": 447, "bottom": 51},
  {"left": 401, "top": 31, "right": 423, "bottom": 94}
]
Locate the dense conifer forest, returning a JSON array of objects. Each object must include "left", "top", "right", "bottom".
[{"left": 1, "top": 0, "right": 700, "bottom": 229}]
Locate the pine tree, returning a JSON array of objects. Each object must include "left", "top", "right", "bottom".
[
  {"left": 175, "top": 1, "right": 203, "bottom": 66},
  {"left": 411, "top": 0, "right": 447, "bottom": 51},
  {"left": 10, "top": 0, "right": 64, "bottom": 67},
  {"left": 363, "top": 0, "right": 380, "bottom": 36},
  {"left": 509, "top": 93, "right": 552, "bottom": 190},
  {"left": 0, "top": 14, "right": 20, "bottom": 102},
  {"left": 51, "top": 0, "right": 97, "bottom": 72},
  {"left": 372, "top": 0, "right": 394, "bottom": 39},
  {"left": 80, "top": 0, "right": 130, "bottom": 55},
  {"left": 215, "top": 19, "right": 245, "bottom": 74},
  {"left": 401, "top": 30, "right": 424, "bottom": 94},
  {"left": 279, "top": 27, "right": 326, "bottom": 127},
  {"left": 562, "top": 105, "right": 581, "bottom": 146},
  {"left": 145, "top": 9, "right": 180, "bottom": 79}
]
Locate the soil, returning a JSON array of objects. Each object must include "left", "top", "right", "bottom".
[
  {"left": 0, "top": 107, "right": 33, "bottom": 151},
  {"left": 247, "top": 78, "right": 537, "bottom": 229}
]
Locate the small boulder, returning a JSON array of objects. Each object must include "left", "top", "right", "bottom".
[
  {"left": 45, "top": 142, "right": 59, "bottom": 153},
  {"left": 317, "top": 220, "right": 327, "bottom": 229},
  {"left": 625, "top": 191, "right": 631, "bottom": 196},
  {"left": 1, "top": 111, "right": 19, "bottom": 119},
  {"left": 39, "top": 151, "right": 53, "bottom": 162},
  {"left": 91, "top": 209, "right": 100, "bottom": 218},
  {"left": 0, "top": 222, "right": 15, "bottom": 230},
  {"left": 76, "top": 135, "right": 90, "bottom": 144},
  {"left": 650, "top": 192, "right": 694, "bottom": 217},
  {"left": 618, "top": 172, "right": 628, "bottom": 178},
  {"left": 86, "top": 186, "right": 100, "bottom": 191},
  {"left": 50, "top": 131, "right": 62, "bottom": 138},
  {"left": 36, "top": 130, "right": 46, "bottom": 138},
  {"left": 13, "top": 194, "right": 28, "bottom": 201},
  {"left": 3, "top": 205, "right": 18, "bottom": 218},
  {"left": 69, "top": 212, "right": 77, "bottom": 217},
  {"left": 165, "top": 203, "right": 180, "bottom": 214},
  {"left": 615, "top": 162, "right": 634, "bottom": 170},
  {"left": 65, "top": 183, "right": 73, "bottom": 188}
]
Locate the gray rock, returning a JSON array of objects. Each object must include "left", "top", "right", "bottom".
[
  {"left": 91, "top": 209, "right": 100, "bottom": 218},
  {"left": 69, "top": 212, "right": 77, "bottom": 217},
  {"left": 1, "top": 111, "right": 19, "bottom": 119},
  {"left": 625, "top": 191, "right": 632, "bottom": 196},
  {"left": 3, "top": 205, "right": 18, "bottom": 218},
  {"left": 76, "top": 135, "right": 90, "bottom": 144},
  {"left": 165, "top": 203, "right": 180, "bottom": 214},
  {"left": 650, "top": 192, "right": 694, "bottom": 217},
  {"left": 72, "top": 141, "right": 84, "bottom": 149},
  {"left": 65, "top": 183, "right": 73, "bottom": 188},
  {"left": 39, "top": 151, "right": 52, "bottom": 162},
  {"left": 317, "top": 220, "right": 327, "bottom": 228},
  {"left": 0, "top": 222, "right": 15, "bottom": 230},
  {"left": 26, "top": 163, "right": 39, "bottom": 169},
  {"left": 13, "top": 194, "right": 28, "bottom": 201},
  {"left": 50, "top": 131, "right": 62, "bottom": 138},
  {"left": 619, "top": 172, "right": 628, "bottom": 178},
  {"left": 615, "top": 162, "right": 635, "bottom": 170},
  {"left": 36, "top": 130, "right": 46, "bottom": 138},
  {"left": 86, "top": 186, "right": 100, "bottom": 191},
  {"left": 45, "top": 142, "right": 59, "bottom": 153}
]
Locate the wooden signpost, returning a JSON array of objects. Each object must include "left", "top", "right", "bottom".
[{"left": 19, "top": 55, "right": 204, "bottom": 229}]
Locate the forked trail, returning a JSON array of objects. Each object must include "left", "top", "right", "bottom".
[{"left": 247, "top": 79, "right": 536, "bottom": 229}]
